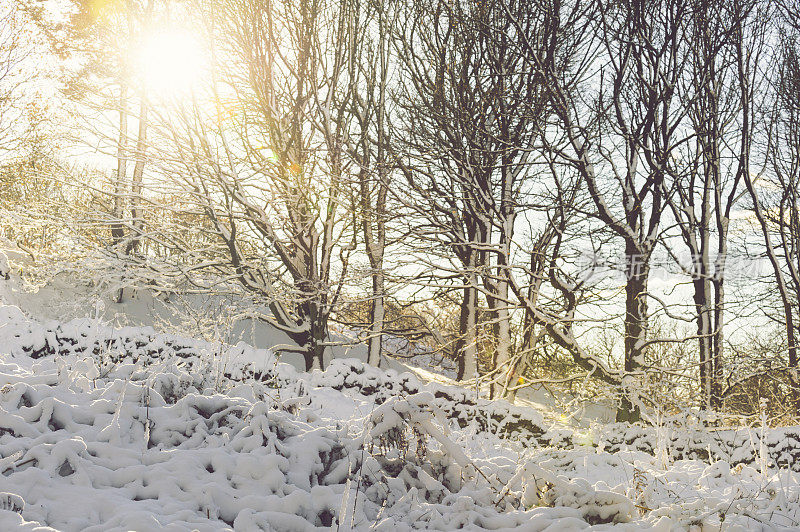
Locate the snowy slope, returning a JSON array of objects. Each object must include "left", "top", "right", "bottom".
[
  {"left": 0, "top": 246, "right": 373, "bottom": 370},
  {"left": 1, "top": 305, "right": 799, "bottom": 530},
  {"left": 1, "top": 259, "right": 800, "bottom": 531}
]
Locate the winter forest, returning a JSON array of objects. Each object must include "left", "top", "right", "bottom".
[{"left": 2, "top": 0, "right": 800, "bottom": 529}]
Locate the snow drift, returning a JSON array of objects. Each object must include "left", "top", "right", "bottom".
[{"left": 0, "top": 305, "right": 799, "bottom": 530}]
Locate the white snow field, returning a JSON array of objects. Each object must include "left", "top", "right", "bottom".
[{"left": 1, "top": 299, "right": 800, "bottom": 530}]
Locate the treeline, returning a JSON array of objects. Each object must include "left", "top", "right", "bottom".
[{"left": 2, "top": 0, "right": 800, "bottom": 422}]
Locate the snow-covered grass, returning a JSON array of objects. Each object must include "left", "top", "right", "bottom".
[{"left": 1, "top": 300, "right": 800, "bottom": 530}]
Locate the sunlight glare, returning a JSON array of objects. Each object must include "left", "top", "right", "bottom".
[{"left": 134, "top": 30, "right": 206, "bottom": 99}]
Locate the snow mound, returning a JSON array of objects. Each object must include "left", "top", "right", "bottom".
[
  {"left": 0, "top": 359, "right": 620, "bottom": 531},
  {"left": 1, "top": 309, "right": 800, "bottom": 530}
]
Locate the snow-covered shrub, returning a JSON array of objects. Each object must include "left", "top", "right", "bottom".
[
  {"left": 3, "top": 308, "right": 800, "bottom": 530},
  {"left": 509, "top": 458, "right": 635, "bottom": 524},
  {"left": 8, "top": 313, "right": 800, "bottom": 474}
]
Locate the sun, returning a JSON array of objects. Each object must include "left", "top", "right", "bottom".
[{"left": 134, "top": 29, "right": 207, "bottom": 99}]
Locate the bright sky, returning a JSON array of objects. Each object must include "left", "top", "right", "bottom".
[{"left": 133, "top": 29, "right": 208, "bottom": 101}]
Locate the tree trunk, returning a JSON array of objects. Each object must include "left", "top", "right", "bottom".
[
  {"left": 694, "top": 276, "right": 714, "bottom": 410},
  {"left": 362, "top": 162, "right": 388, "bottom": 368},
  {"left": 617, "top": 242, "right": 649, "bottom": 422},
  {"left": 711, "top": 277, "right": 725, "bottom": 410},
  {"left": 367, "top": 265, "right": 385, "bottom": 367},
  {"left": 457, "top": 272, "right": 479, "bottom": 381},
  {"left": 127, "top": 96, "right": 149, "bottom": 255},
  {"left": 300, "top": 298, "right": 328, "bottom": 371},
  {"left": 786, "top": 309, "right": 799, "bottom": 414},
  {"left": 112, "top": 85, "right": 128, "bottom": 247},
  {"left": 494, "top": 277, "right": 516, "bottom": 402},
  {"left": 309, "top": 319, "right": 327, "bottom": 371}
]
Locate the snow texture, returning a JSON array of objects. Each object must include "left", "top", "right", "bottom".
[{"left": 0, "top": 304, "right": 799, "bottom": 530}]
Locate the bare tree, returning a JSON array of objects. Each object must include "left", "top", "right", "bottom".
[
  {"left": 41, "top": 0, "right": 157, "bottom": 300},
  {"left": 514, "top": 0, "right": 697, "bottom": 420},
  {"left": 140, "top": 0, "right": 367, "bottom": 370},
  {"left": 337, "top": 0, "right": 397, "bottom": 367},
  {"left": 391, "top": 0, "right": 563, "bottom": 392},
  {"left": 662, "top": 0, "right": 763, "bottom": 410},
  {"left": 0, "top": 2, "right": 47, "bottom": 159},
  {"left": 745, "top": 0, "right": 800, "bottom": 412}
]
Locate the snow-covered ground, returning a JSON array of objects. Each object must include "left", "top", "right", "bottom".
[{"left": 1, "top": 264, "right": 800, "bottom": 530}]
